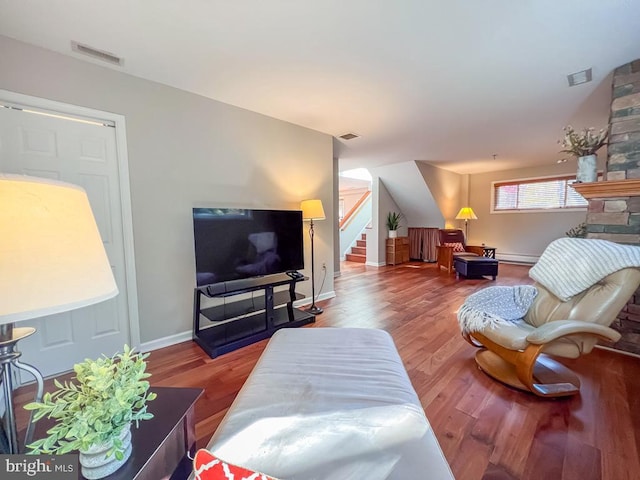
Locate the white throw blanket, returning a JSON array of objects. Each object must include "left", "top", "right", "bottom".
[
  {"left": 457, "top": 285, "right": 538, "bottom": 334},
  {"left": 529, "top": 237, "right": 640, "bottom": 301}
]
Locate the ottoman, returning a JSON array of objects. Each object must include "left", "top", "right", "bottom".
[
  {"left": 197, "top": 328, "right": 455, "bottom": 479},
  {"left": 454, "top": 256, "right": 498, "bottom": 280}
]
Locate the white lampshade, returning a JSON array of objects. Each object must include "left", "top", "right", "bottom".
[
  {"left": 0, "top": 174, "right": 118, "bottom": 324},
  {"left": 455, "top": 207, "right": 478, "bottom": 220},
  {"left": 300, "top": 199, "right": 326, "bottom": 221}
]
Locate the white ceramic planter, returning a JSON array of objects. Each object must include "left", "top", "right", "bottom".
[
  {"left": 389, "top": 230, "right": 398, "bottom": 238},
  {"left": 79, "top": 424, "right": 132, "bottom": 479},
  {"left": 576, "top": 154, "right": 597, "bottom": 183}
]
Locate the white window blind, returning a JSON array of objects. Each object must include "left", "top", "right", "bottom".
[{"left": 493, "top": 175, "right": 590, "bottom": 212}]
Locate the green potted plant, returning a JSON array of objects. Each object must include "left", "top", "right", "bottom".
[
  {"left": 559, "top": 125, "right": 608, "bottom": 183},
  {"left": 25, "top": 345, "right": 157, "bottom": 479},
  {"left": 386, "top": 211, "right": 404, "bottom": 238}
]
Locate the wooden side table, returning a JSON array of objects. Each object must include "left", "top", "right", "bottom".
[{"left": 386, "top": 236, "right": 409, "bottom": 265}]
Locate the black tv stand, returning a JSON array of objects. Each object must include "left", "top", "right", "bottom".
[{"left": 192, "top": 273, "right": 315, "bottom": 358}]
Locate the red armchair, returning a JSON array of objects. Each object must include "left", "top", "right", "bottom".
[{"left": 436, "top": 229, "right": 484, "bottom": 274}]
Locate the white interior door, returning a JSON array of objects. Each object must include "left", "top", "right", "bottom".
[{"left": 0, "top": 104, "right": 131, "bottom": 379}]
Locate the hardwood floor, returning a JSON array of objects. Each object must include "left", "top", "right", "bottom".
[{"left": 15, "top": 261, "right": 640, "bottom": 479}]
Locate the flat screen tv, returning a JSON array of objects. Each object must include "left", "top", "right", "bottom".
[{"left": 192, "top": 208, "right": 304, "bottom": 286}]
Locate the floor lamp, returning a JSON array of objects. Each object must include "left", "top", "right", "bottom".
[
  {"left": 0, "top": 174, "right": 118, "bottom": 454},
  {"left": 455, "top": 207, "right": 477, "bottom": 240},
  {"left": 300, "top": 199, "right": 325, "bottom": 315}
]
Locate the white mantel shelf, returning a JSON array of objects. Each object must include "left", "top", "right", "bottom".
[{"left": 573, "top": 179, "right": 640, "bottom": 199}]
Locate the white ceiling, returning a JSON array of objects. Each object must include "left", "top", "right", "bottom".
[{"left": 1, "top": 0, "right": 639, "bottom": 174}]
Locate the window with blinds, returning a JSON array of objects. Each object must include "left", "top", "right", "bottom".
[{"left": 492, "top": 174, "right": 591, "bottom": 212}]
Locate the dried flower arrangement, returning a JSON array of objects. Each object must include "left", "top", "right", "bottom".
[{"left": 559, "top": 125, "right": 608, "bottom": 157}]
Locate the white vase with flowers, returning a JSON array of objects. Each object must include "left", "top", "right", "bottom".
[{"left": 559, "top": 125, "right": 608, "bottom": 183}]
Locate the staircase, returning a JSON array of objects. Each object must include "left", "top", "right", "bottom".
[{"left": 345, "top": 233, "right": 367, "bottom": 263}]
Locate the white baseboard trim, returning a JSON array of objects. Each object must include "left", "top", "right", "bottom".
[
  {"left": 365, "top": 261, "right": 386, "bottom": 267},
  {"left": 595, "top": 344, "right": 640, "bottom": 359},
  {"left": 140, "top": 330, "right": 192, "bottom": 353},
  {"left": 294, "top": 290, "right": 336, "bottom": 307},
  {"left": 496, "top": 253, "right": 539, "bottom": 265}
]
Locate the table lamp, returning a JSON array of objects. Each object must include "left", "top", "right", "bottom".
[
  {"left": 455, "top": 207, "right": 477, "bottom": 239},
  {"left": 300, "top": 199, "right": 325, "bottom": 315},
  {"left": 0, "top": 174, "right": 118, "bottom": 453}
]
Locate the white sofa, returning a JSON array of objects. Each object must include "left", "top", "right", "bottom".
[{"left": 201, "top": 327, "right": 454, "bottom": 479}]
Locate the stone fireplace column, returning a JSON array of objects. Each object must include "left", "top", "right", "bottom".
[{"left": 572, "top": 58, "right": 640, "bottom": 355}]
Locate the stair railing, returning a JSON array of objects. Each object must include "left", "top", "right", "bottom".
[{"left": 339, "top": 190, "right": 371, "bottom": 231}]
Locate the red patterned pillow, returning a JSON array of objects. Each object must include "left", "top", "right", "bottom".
[
  {"left": 443, "top": 242, "right": 465, "bottom": 252},
  {"left": 193, "top": 449, "right": 279, "bottom": 480}
]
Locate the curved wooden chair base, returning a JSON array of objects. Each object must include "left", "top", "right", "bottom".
[{"left": 475, "top": 349, "right": 580, "bottom": 397}]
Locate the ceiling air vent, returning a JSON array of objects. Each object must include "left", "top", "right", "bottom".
[
  {"left": 567, "top": 68, "right": 592, "bottom": 87},
  {"left": 339, "top": 132, "right": 360, "bottom": 140},
  {"left": 71, "top": 41, "right": 124, "bottom": 66}
]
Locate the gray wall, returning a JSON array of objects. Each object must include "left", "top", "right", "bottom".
[
  {"left": 468, "top": 157, "right": 606, "bottom": 261},
  {"left": 416, "top": 161, "right": 465, "bottom": 228},
  {"left": 367, "top": 178, "right": 403, "bottom": 266},
  {"left": 333, "top": 156, "right": 341, "bottom": 276},
  {"left": 372, "top": 161, "right": 444, "bottom": 228},
  {"left": 0, "top": 36, "right": 334, "bottom": 343}
]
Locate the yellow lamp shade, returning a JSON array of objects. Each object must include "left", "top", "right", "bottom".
[
  {"left": 300, "top": 199, "right": 326, "bottom": 221},
  {"left": 0, "top": 174, "right": 118, "bottom": 324},
  {"left": 455, "top": 207, "right": 478, "bottom": 220}
]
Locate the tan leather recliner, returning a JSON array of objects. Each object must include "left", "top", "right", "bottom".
[{"left": 464, "top": 267, "right": 640, "bottom": 397}]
